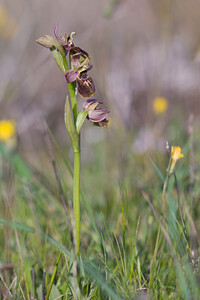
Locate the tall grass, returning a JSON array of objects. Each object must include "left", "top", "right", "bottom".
[{"left": 0, "top": 124, "right": 200, "bottom": 299}]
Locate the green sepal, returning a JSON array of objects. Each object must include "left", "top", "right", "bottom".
[
  {"left": 76, "top": 110, "right": 88, "bottom": 134},
  {"left": 65, "top": 96, "right": 80, "bottom": 152},
  {"left": 45, "top": 35, "right": 66, "bottom": 57}
]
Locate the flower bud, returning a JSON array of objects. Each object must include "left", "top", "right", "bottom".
[
  {"left": 168, "top": 146, "right": 184, "bottom": 175},
  {"left": 36, "top": 36, "right": 54, "bottom": 48},
  {"left": 36, "top": 35, "right": 65, "bottom": 56}
]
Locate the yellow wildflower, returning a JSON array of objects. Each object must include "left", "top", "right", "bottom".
[
  {"left": 168, "top": 146, "right": 184, "bottom": 174},
  {"left": 153, "top": 97, "right": 168, "bottom": 114},
  {"left": 171, "top": 146, "right": 184, "bottom": 161},
  {"left": 0, "top": 120, "right": 16, "bottom": 142}
]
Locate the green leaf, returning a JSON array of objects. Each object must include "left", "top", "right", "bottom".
[
  {"left": 76, "top": 110, "right": 88, "bottom": 134},
  {"left": 149, "top": 155, "right": 165, "bottom": 182},
  {"left": 50, "top": 48, "right": 67, "bottom": 74},
  {"left": 0, "top": 218, "right": 35, "bottom": 232},
  {"left": 65, "top": 96, "right": 80, "bottom": 152}
]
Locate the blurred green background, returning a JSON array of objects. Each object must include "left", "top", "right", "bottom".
[{"left": 0, "top": 0, "right": 200, "bottom": 214}]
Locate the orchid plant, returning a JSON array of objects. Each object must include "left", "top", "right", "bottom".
[{"left": 37, "top": 25, "right": 110, "bottom": 259}]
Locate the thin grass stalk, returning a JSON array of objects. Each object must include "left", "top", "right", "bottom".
[
  {"left": 31, "top": 268, "right": 36, "bottom": 299},
  {"left": 42, "top": 270, "right": 46, "bottom": 300},
  {"left": 148, "top": 226, "right": 161, "bottom": 289},
  {"left": 148, "top": 170, "right": 169, "bottom": 290},
  {"left": 45, "top": 230, "right": 68, "bottom": 300}
]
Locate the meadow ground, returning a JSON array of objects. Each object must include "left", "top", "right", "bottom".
[{"left": 0, "top": 110, "right": 200, "bottom": 299}]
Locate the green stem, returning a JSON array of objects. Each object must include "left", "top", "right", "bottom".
[
  {"left": 50, "top": 48, "right": 79, "bottom": 121},
  {"left": 68, "top": 82, "right": 78, "bottom": 121},
  {"left": 162, "top": 173, "right": 169, "bottom": 221},
  {"left": 73, "top": 150, "right": 81, "bottom": 256},
  {"left": 51, "top": 46, "right": 81, "bottom": 256}
]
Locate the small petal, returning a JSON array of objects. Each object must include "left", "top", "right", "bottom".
[
  {"left": 53, "top": 24, "right": 75, "bottom": 51},
  {"left": 71, "top": 53, "right": 82, "bottom": 71},
  {"left": 70, "top": 47, "right": 89, "bottom": 60},
  {"left": 88, "top": 109, "right": 110, "bottom": 122},
  {"left": 83, "top": 99, "right": 103, "bottom": 110},
  {"left": 53, "top": 24, "right": 64, "bottom": 44},
  {"left": 64, "top": 70, "right": 78, "bottom": 83},
  {"left": 70, "top": 47, "right": 91, "bottom": 72},
  {"left": 171, "top": 146, "right": 184, "bottom": 162}
]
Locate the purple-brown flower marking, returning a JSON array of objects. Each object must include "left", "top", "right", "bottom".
[
  {"left": 76, "top": 71, "right": 95, "bottom": 98},
  {"left": 70, "top": 47, "right": 89, "bottom": 69},
  {"left": 83, "top": 99, "right": 110, "bottom": 128},
  {"left": 65, "top": 64, "right": 95, "bottom": 98}
]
